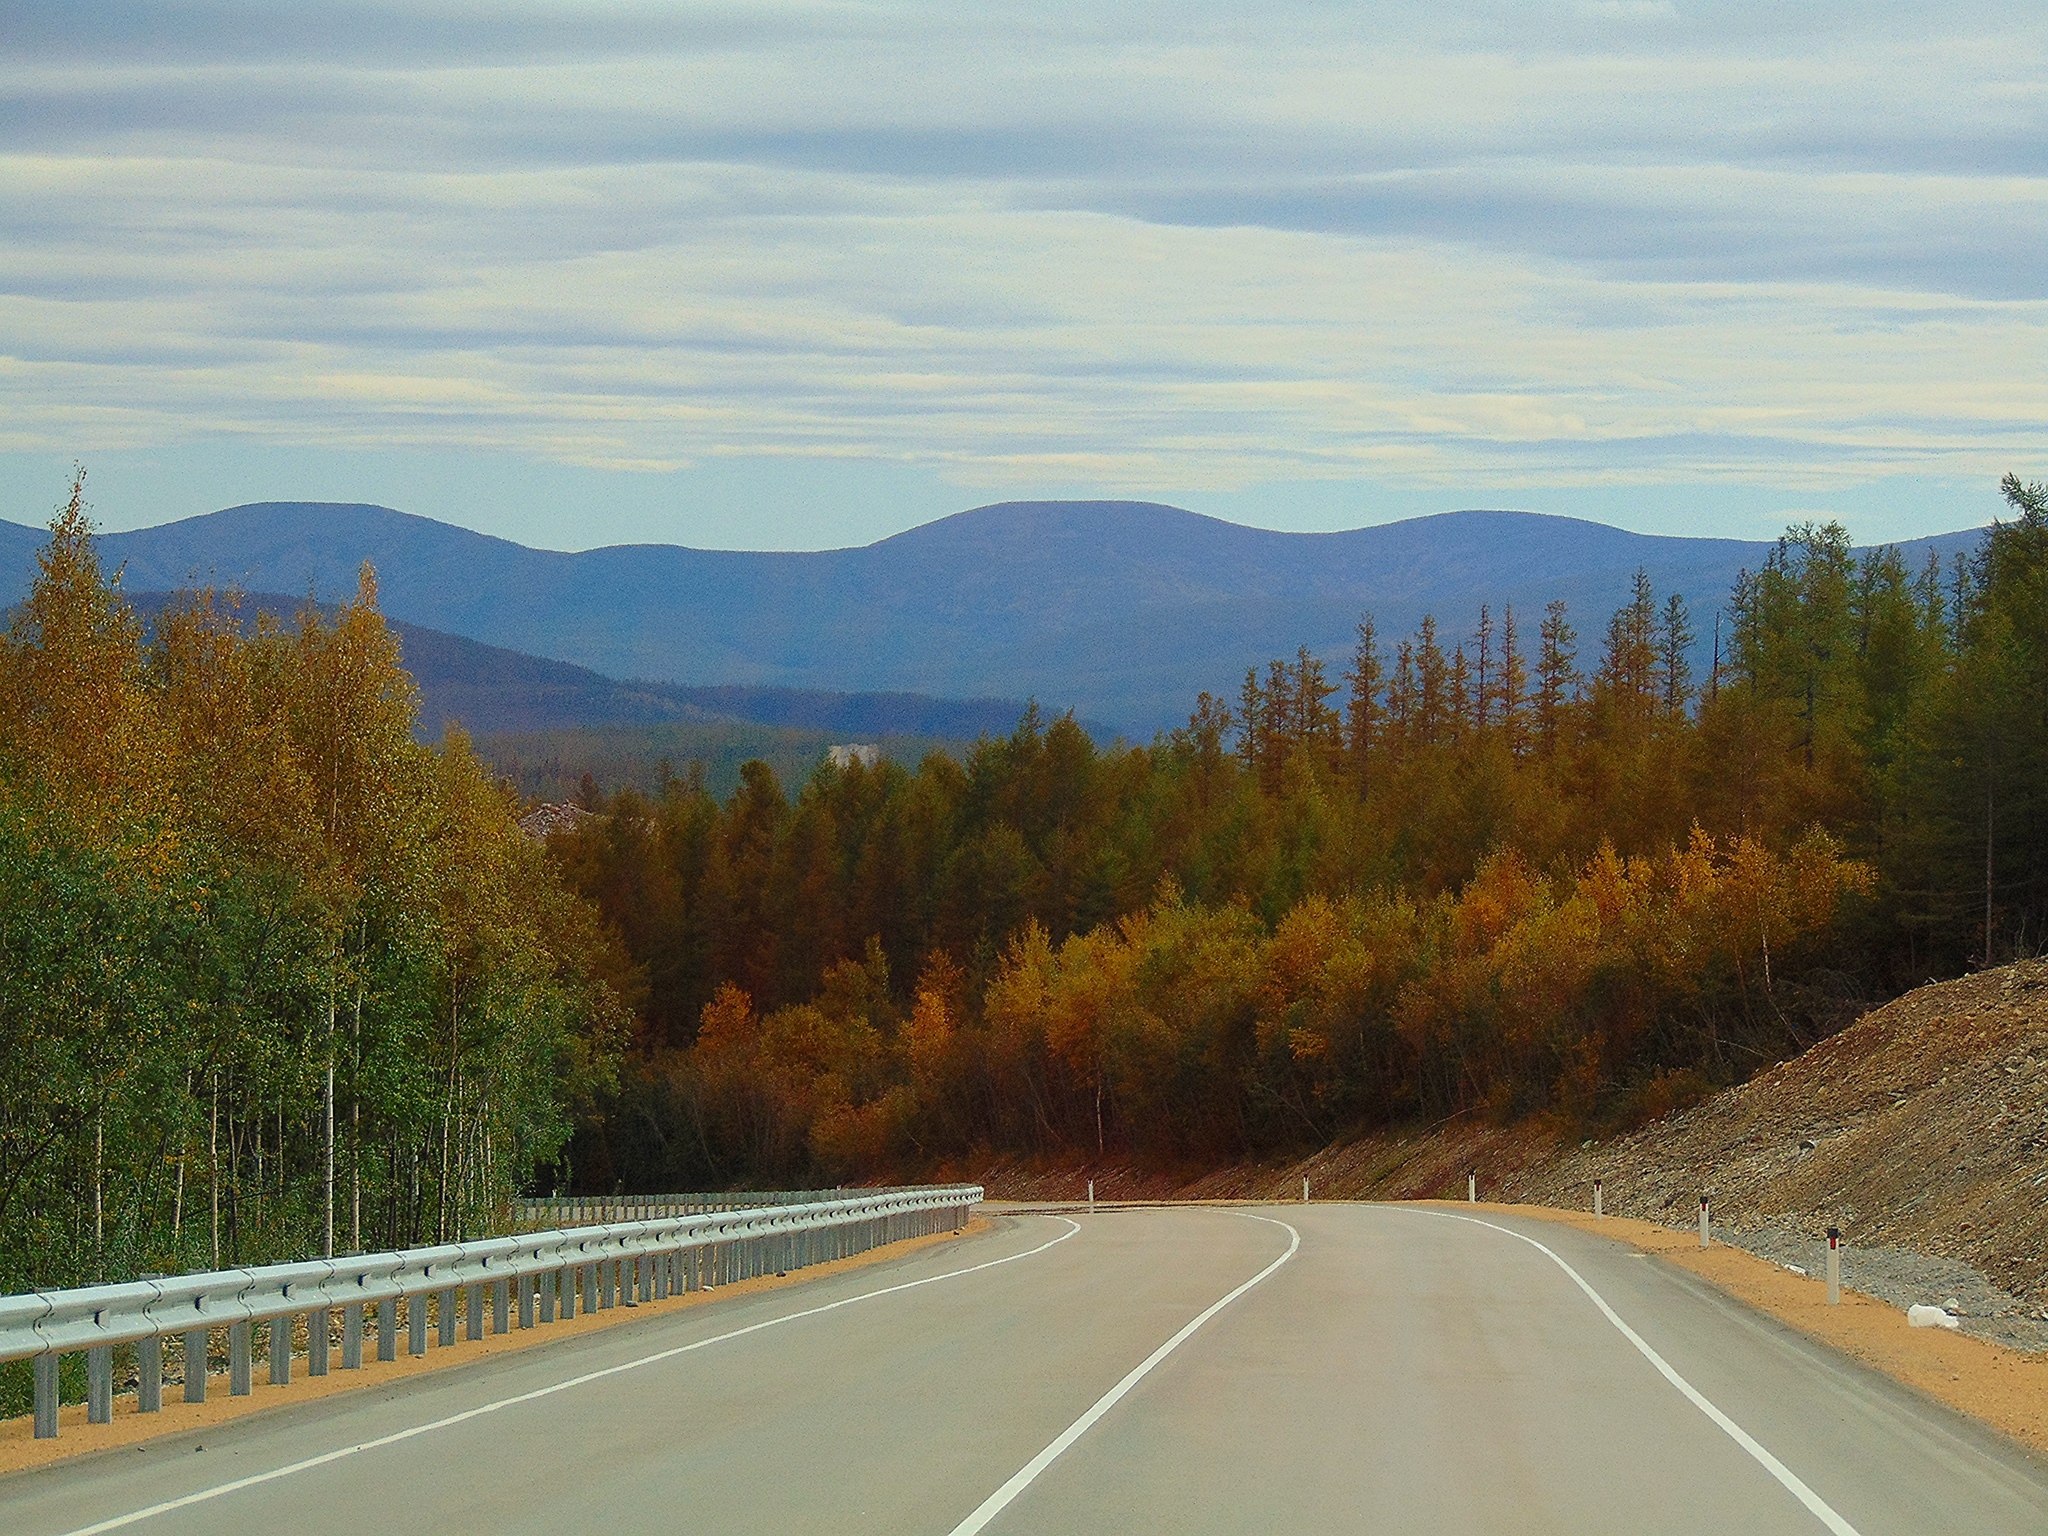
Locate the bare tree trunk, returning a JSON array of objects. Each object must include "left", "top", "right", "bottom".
[
  {"left": 351, "top": 971, "right": 364, "bottom": 1252},
  {"left": 1986, "top": 772, "right": 1996, "bottom": 969},
  {"left": 210, "top": 1075, "right": 221, "bottom": 1270},
  {"left": 93, "top": 1114, "right": 104, "bottom": 1280},
  {"left": 439, "top": 990, "right": 458, "bottom": 1241},
  {"left": 324, "top": 989, "right": 336, "bottom": 1257}
]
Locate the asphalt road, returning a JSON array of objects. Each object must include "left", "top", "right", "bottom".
[{"left": 7, "top": 1204, "right": 2048, "bottom": 1536}]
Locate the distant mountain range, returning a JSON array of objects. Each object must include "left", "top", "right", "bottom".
[
  {"left": 111, "top": 590, "right": 1025, "bottom": 746},
  {"left": 2, "top": 500, "right": 1989, "bottom": 735}
]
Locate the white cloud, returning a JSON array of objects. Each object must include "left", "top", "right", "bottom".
[{"left": 0, "top": 2, "right": 2044, "bottom": 541}]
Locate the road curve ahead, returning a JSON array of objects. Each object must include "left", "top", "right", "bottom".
[{"left": 6, "top": 1205, "right": 2047, "bottom": 1536}]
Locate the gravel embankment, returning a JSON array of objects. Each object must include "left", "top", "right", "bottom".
[{"left": 1716, "top": 1223, "right": 2048, "bottom": 1353}]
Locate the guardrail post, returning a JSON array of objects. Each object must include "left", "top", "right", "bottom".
[
  {"left": 230, "top": 1321, "right": 253, "bottom": 1396},
  {"left": 540, "top": 1270, "right": 557, "bottom": 1323},
  {"left": 439, "top": 1287, "right": 457, "bottom": 1347},
  {"left": 377, "top": 1298, "right": 396, "bottom": 1362},
  {"left": 495, "top": 1278, "right": 511, "bottom": 1334},
  {"left": 185, "top": 1327, "right": 209, "bottom": 1400},
  {"left": 408, "top": 1294, "right": 427, "bottom": 1355},
  {"left": 34, "top": 1354, "right": 58, "bottom": 1439},
  {"left": 139, "top": 1334, "right": 163, "bottom": 1411},
  {"left": 88, "top": 1344, "right": 112, "bottom": 1423},
  {"left": 309, "top": 1310, "right": 330, "bottom": 1375},
  {"left": 270, "top": 1317, "right": 292, "bottom": 1385},
  {"left": 521, "top": 1275, "right": 538, "bottom": 1328},
  {"left": 342, "top": 1304, "right": 363, "bottom": 1368}
]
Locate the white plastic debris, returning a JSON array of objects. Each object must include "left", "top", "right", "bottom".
[{"left": 1907, "top": 1304, "right": 1960, "bottom": 1330}]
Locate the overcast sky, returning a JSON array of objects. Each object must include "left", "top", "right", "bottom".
[{"left": 2, "top": 2, "right": 2042, "bottom": 549}]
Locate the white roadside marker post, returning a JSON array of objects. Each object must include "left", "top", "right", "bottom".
[
  {"left": 1467, "top": 1171, "right": 1476, "bottom": 1204},
  {"left": 1087, "top": 1179, "right": 1095, "bottom": 1215},
  {"left": 1699, "top": 1196, "right": 1710, "bottom": 1248},
  {"left": 1302, "top": 1177, "right": 1310, "bottom": 1203},
  {"left": 1826, "top": 1226, "right": 1841, "bottom": 1305},
  {"left": 1593, "top": 1178, "right": 1603, "bottom": 1219}
]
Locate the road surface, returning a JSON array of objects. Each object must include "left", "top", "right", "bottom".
[{"left": 6, "top": 1204, "right": 2047, "bottom": 1535}]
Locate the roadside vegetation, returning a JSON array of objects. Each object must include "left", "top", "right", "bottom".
[
  {"left": 5, "top": 470, "right": 2042, "bottom": 1269},
  {"left": 555, "top": 478, "right": 2048, "bottom": 1190},
  {"left": 0, "top": 476, "right": 629, "bottom": 1297}
]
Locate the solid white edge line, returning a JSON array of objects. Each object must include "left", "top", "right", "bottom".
[
  {"left": 1396, "top": 1209, "right": 1864, "bottom": 1536},
  {"left": 55, "top": 1216, "right": 1083, "bottom": 1536},
  {"left": 944, "top": 1212, "right": 1301, "bottom": 1536}
]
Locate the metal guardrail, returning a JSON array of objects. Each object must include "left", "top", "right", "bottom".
[
  {"left": 0, "top": 1184, "right": 981, "bottom": 1441},
  {"left": 509, "top": 1190, "right": 917, "bottom": 1227}
]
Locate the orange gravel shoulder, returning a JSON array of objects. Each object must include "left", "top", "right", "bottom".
[
  {"left": 0, "top": 1219, "right": 988, "bottom": 1480},
  {"left": 1438, "top": 1200, "right": 2048, "bottom": 1458}
]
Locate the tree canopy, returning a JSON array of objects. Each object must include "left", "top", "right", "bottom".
[
  {"left": 0, "top": 474, "right": 629, "bottom": 1300},
  {"left": 551, "top": 488, "right": 2038, "bottom": 1189}
]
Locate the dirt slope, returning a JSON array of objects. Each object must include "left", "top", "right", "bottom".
[
  {"left": 973, "top": 959, "right": 2048, "bottom": 1310},
  {"left": 1506, "top": 958, "right": 2048, "bottom": 1307}
]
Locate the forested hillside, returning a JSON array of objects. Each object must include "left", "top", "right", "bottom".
[
  {"left": 0, "top": 479, "right": 629, "bottom": 1296},
  {"left": 553, "top": 480, "right": 2048, "bottom": 1193}
]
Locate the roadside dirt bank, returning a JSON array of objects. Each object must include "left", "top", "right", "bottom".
[
  {"left": 0, "top": 1219, "right": 988, "bottom": 1479},
  {"left": 969, "top": 958, "right": 2048, "bottom": 1333}
]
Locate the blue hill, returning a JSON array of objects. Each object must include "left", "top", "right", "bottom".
[
  {"left": 0, "top": 500, "right": 1988, "bottom": 735},
  {"left": 111, "top": 589, "right": 1026, "bottom": 745}
]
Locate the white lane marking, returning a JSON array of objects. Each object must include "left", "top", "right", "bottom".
[
  {"left": 54, "top": 1218, "right": 1082, "bottom": 1536},
  {"left": 1401, "top": 1209, "right": 1864, "bottom": 1536},
  {"left": 946, "top": 1212, "right": 1301, "bottom": 1536}
]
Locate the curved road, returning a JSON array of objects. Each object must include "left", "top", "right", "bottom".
[{"left": 7, "top": 1205, "right": 2047, "bottom": 1535}]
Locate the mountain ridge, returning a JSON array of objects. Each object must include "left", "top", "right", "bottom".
[
  {"left": 0, "top": 499, "right": 1989, "bottom": 733},
  {"left": 112, "top": 589, "right": 1030, "bottom": 746}
]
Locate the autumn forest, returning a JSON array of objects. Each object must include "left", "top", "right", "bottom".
[
  {"left": 555, "top": 477, "right": 2048, "bottom": 1195},
  {"left": 3, "top": 476, "right": 2044, "bottom": 1300}
]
